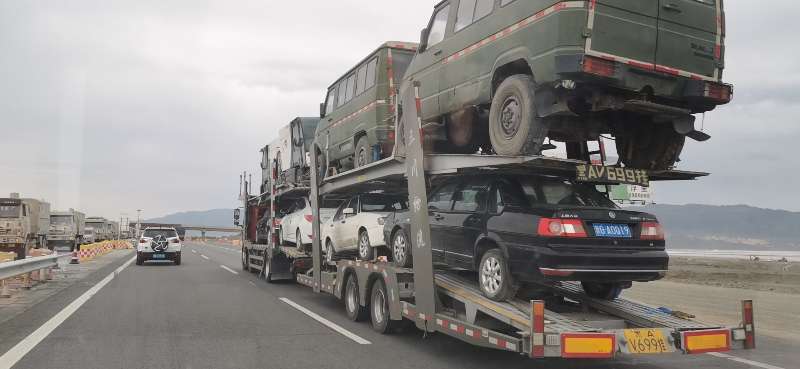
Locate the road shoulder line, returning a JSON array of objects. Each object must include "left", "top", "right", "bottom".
[
  {"left": 279, "top": 297, "right": 371, "bottom": 345},
  {"left": 0, "top": 255, "right": 137, "bottom": 369},
  {"left": 708, "top": 352, "right": 785, "bottom": 369}
]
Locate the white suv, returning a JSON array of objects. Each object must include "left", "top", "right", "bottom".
[
  {"left": 279, "top": 197, "right": 339, "bottom": 251},
  {"left": 137, "top": 227, "right": 182, "bottom": 265}
]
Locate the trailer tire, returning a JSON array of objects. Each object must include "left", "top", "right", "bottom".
[
  {"left": 370, "top": 278, "right": 399, "bottom": 334},
  {"left": 581, "top": 282, "right": 624, "bottom": 300},
  {"left": 174, "top": 252, "right": 181, "bottom": 266},
  {"left": 391, "top": 229, "right": 412, "bottom": 268},
  {"left": 357, "top": 231, "right": 374, "bottom": 261},
  {"left": 264, "top": 252, "right": 274, "bottom": 283},
  {"left": 344, "top": 274, "right": 368, "bottom": 322},
  {"left": 241, "top": 247, "right": 249, "bottom": 271},
  {"left": 489, "top": 75, "right": 546, "bottom": 156},
  {"left": 136, "top": 252, "right": 144, "bottom": 266},
  {"left": 478, "top": 249, "right": 517, "bottom": 302},
  {"left": 616, "top": 123, "right": 685, "bottom": 170}
]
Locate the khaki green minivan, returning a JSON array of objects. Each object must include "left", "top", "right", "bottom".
[
  {"left": 316, "top": 42, "right": 418, "bottom": 176},
  {"left": 404, "top": 0, "right": 732, "bottom": 170}
]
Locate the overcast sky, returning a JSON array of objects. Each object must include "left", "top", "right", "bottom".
[{"left": 1, "top": 1, "right": 797, "bottom": 220}]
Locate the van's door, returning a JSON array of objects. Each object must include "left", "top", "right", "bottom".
[
  {"left": 656, "top": 0, "right": 720, "bottom": 79},
  {"left": 589, "top": 0, "right": 659, "bottom": 68}
]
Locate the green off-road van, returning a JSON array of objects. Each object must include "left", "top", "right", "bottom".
[
  {"left": 316, "top": 42, "right": 418, "bottom": 175},
  {"left": 404, "top": 0, "right": 732, "bottom": 170}
]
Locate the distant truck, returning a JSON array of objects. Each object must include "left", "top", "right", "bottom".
[
  {"left": 86, "top": 217, "right": 109, "bottom": 242},
  {"left": 0, "top": 193, "right": 50, "bottom": 259},
  {"left": 48, "top": 209, "right": 86, "bottom": 252},
  {"left": 108, "top": 220, "right": 120, "bottom": 240}
]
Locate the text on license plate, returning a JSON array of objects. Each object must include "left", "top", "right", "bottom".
[
  {"left": 624, "top": 329, "right": 672, "bottom": 354},
  {"left": 152, "top": 254, "right": 166, "bottom": 259},
  {"left": 593, "top": 223, "right": 632, "bottom": 238}
]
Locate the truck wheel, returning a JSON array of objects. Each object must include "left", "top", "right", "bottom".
[
  {"left": 344, "top": 274, "right": 368, "bottom": 322},
  {"left": 581, "top": 282, "right": 624, "bottom": 300},
  {"left": 370, "top": 278, "right": 399, "bottom": 334},
  {"left": 478, "top": 249, "right": 518, "bottom": 302},
  {"left": 241, "top": 247, "right": 249, "bottom": 270},
  {"left": 489, "top": 75, "right": 546, "bottom": 156},
  {"left": 391, "top": 229, "right": 412, "bottom": 268},
  {"left": 175, "top": 252, "right": 181, "bottom": 266},
  {"left": 616, "top": 123, "right": 685, "bottom": 170},
  {"left": 136, "top": 252, "right": 143, "bottom": 266},
  {"left": 355, "top": 137, "right": 372, "bottom": 168},
  {"left": 357, "top": 231, "right": 374, "bottom": 261}
]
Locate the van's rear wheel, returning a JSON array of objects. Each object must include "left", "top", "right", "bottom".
[
  {"left": 489, "top": 75, "right": 546, "bottom": 156},
  {"left": 355, "top": 137, "right": 372, "bottom": 168}
]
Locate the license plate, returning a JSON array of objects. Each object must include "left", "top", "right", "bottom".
[
  {"left": 593, "top": 223, "right": 632, "bottom": 238},
  {"left": 152, "top": 254, "right": 166, "bottom": 259},
  {"left": 623, "top": 329, "right": 673, "bottom": 354},
  {"left": 576, "top": 164, "right": 650, "bottom": 187}
]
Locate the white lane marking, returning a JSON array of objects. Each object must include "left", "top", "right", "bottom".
[
  {"left": 220, "top": 265, "right": 239, "bottom": 275},
  {"left": 708, "top": 352, "right": 785, "bottom": 369},
  {"left": 248, "top": 281, "right": 257, "bottom": 287},
  {"left": 191, "top": 250, "right": 197, "bottom": 254},
  {"left": 279, "top": 297, "right": 371, "bottom": 345},
  {"left": 0, "top": 256, "right": 137, "bottom": 369},
  {"left": 200, "top": 255, "right": 210, "bottom": 260}
]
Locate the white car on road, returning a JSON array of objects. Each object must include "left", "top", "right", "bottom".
[
  {"left": 137, "top": 227, "right": 182, "bottom": 265},
  {"left": 279, "top": 197, "right": 339, "bottom": 251},
  {"left": 321, "top": 193, "right": 408, "bottom": 262}
]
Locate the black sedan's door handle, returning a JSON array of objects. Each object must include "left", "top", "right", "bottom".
[
  {"left": 662, "top": 3, "right": 682, "bottom": 12},
  {"left": 433, "top": 214, "right": 445, "bottom": 221},
  {"left": 433, "top": 50, "right": 443, "bottom": 56}
]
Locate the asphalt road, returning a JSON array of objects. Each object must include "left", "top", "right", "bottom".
[{"left": 0, "top": 242, "right": 794, "bottom": 369}]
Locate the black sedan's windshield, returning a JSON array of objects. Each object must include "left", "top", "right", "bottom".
[{"left": 516, "top": 177, "right": 618, "bottom": 208}]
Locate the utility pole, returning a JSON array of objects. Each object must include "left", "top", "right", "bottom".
[{"left": 136, "top": 209, "right": 142, "bottom": 238}]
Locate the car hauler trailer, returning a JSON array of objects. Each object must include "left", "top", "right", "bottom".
[{"left": 240, "top": 83, "right": 755, "bottom": 359}]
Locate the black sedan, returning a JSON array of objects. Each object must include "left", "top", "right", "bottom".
[{"left": 383, "top": 174, "right": 667, "bottom": 301}]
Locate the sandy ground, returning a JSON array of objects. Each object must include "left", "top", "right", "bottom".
[
  {"left": 628, "top": 256, "right": 800, "bottom": 344},
  {"left": 665, "top": 256, "right": 800, "bottom": 294}
]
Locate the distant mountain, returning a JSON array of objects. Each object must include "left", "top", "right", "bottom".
[
  {"left": 146, "top": 209, "right": 235, "bottom": 228},
  {"left": 637, "top": 204, "right": 800, "bottom": 251}
]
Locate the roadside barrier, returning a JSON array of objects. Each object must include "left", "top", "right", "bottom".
[
  {"left": 0, "top": 253, "right": 70, "bottom": 298},
  {"left": 76, "top": 240, "right": 134, "bottom": 263}
]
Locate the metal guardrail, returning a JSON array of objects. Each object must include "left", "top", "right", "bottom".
[{"left": 0, "top": 253, "right": 71, "bottom": 281}]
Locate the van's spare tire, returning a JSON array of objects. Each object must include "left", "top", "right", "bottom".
[
  {"left": 616, "top": 123, "right": 685, "bottom": 170},
  {"left": 489, "top": 75, "right": 546, "bottom": 156}
]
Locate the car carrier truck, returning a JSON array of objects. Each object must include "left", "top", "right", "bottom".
[{"left": 237, "top": 82, "right": 755, "bottom": 361}]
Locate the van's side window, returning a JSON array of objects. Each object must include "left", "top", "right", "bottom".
[
  {"left": 345, "top": 74, "right": 356, "bottom": 102},
  {"left": 364, "top": 58, "right": 377, "bottom": 91},
  {"left": 325, "top": 88, "right": 336, "bottom": 115},
  {"left": 356, "top": 64, "right": 368, "bottom": 96},
  {"left": 456, "top": 0, "right": 494, "bottom": 32},
  {"left": 336, "top": 80, "right": 347, "bottom": 107},
  {"left": 427, "top": 5, "right": 450, "bottom": 48}
]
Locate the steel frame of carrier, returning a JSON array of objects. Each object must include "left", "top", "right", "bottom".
[{"left": 241, "top": 82, "right": 756, "bottom": 360}]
